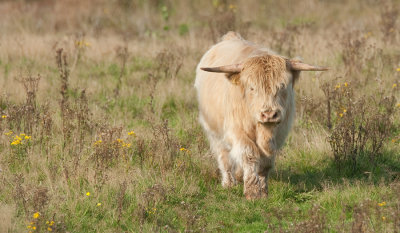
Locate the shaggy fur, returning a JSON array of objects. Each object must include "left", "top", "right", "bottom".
[{"left": 195, "top": 32, "right": 296, "bottom": 199}]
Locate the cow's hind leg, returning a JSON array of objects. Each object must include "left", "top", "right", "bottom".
[{"left": 199, "top": 115, "right": 236, "bottom": 187}]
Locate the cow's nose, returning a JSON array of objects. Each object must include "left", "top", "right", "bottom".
[{"left": 260, "top": 110, "right": 281, "bottom": 123}]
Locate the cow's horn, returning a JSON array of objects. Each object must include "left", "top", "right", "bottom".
[
  {"left": 200, "top": 63, "right": 243, "bottom": 73},
  {"left": 288, "top": 60, "right": 329, "bottom": 71}
]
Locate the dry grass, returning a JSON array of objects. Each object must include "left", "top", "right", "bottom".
[{"left": 0, "top": 0, "right": 399, "bottom": 232}]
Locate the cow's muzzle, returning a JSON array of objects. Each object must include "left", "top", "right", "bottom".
[{"left": 260, "top": 110, "right": 282, "bottom": 124}]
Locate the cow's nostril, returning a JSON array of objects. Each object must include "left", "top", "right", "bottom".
[{"left": 260, "top": 110, "right": 281, "bottom": 123}]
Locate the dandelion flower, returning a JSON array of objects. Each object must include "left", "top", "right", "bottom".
[
  {"left": 343, "top": 109, "right": 347, "bottom": 113},
  {"left": 97, "top": 202, "right": 102, "bottom": 206},
  {"left": 396, "top": 67, "right": 400, "bottom": 72},
  {"left": 48, "top": 227, "right": 53, "bottom": 231},
  {"left": 382, "top": 216, "right": 386, "bottom": 221},
  {"left": 339, "top": 113, "right": 343, "bottom": 117},
  {"left": 33, "top": 212, "right": 40, "bottom": 219},
  {"left": 378, "top": 201, "right": 386, "bottom": 207},
  {"left": 86, "top": 192, "right": 91, "bottom": 196},
  {"left": 393, "top": 83, "right": 397, "bottom": 88},
  {"left": 32, "top": 226, "right": 36, "bottom": 230},
  {"left": 344, "top": 82, "right": 348, "bottom": 87},
  {"left": 49, "top": 221, "right": 54, "bottom": 226},
  {"left": 1, "top": 115, "right": 6, "bottom": 119},
  {"left": 25, "top": 136, "right": 31, "bottom": 140},
  {"left": 180, "top": 147, "right": 186, "bottom": 151}
]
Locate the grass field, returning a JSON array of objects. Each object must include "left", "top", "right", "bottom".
[{"left": 0, "top": 0, "right": 399, "bottom": 232}]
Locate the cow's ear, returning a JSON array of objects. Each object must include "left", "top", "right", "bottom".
[
  {"left": 226, "top": 73, "right": 241, "bottom": 85},
  {"left": 291, "top": 70, "right": 301, "bottom": 88}
]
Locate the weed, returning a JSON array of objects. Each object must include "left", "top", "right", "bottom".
[{"left": 324, "top": 81, "right": 397, "bottom": 172}]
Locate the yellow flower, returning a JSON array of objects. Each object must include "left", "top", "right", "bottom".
[
  {"left": 25, "top": 136, "right": 31, "bottom": 140},
  {"left": 15, "top": 135, "right": 22, "bottom": 141},
  {"left": 116, "top": 138, "right": 123, "bottom": 143},
  {"left": 97, "top": 202, "right": 102, "bottom": 206},
  {"left": 128, "top": 131, "right": 135, "bottom": 136},
  {"left": 180, "top": 147, "right": 186, "bottom": 151},
  {"left": 48, "top": 227, "right": 53, "bottom": 231},
  {"left": 49, "top": 221, "right": 54, "bottom": 226},
  {"left": 76, "top": 40, "right": 91, "bottom": 48},
  {"left": 382, "top": 216, "right": 386, "bottom": 221},
  {"left": 397, "top": 103, "right": 400, "bottom": 108},
  {"left": 5, "top": 131, "right": 13, "bottom": 136},
  {"left": 11, "top": 140, "right": 21, "bottom": 145},
  {"left": 32, "top": 226, "right": 36, "bottom": 230},
  {"left": 343, "top": 109, "right": 347, "bottom": 113},
  {"left": 1, "top": 115, "right": 6, "bottom": 119},
  {"left": 396, "top": 67, "right": 400, "bottom": 72},
  {"left": 393, "top": 83, "right": 398, "bottom": 88},
  {"left": 335, "top": 84, "right": 341, "bottom": 90},
  {"left": 344, "top": 82, "right": 348, "bottom": 87},
  {"left": 20, "top": 133, "right": 26, "bottom": 137},
  {"left": 378, "top": 201, "right": 386, "bottom": 207},
  {"left": 339, "top": 113, "right": 343, "bottom": 117},
  {"left": 228, "top": 4, "right": 237, "bottom": 12},
  {"left": 27, "top": 225, "right": 32, "bottom": 229},
  {"left": 123, "top": 143, "right": 131, "bottom": 148},
  {"left": 86, "top": 192, "right": 90, "bottom": 196},
  {"left": 33, "top": 212, "right": 40, "bottom": 219},
  {"left": 94, "top": 140, "right": 102, "bottom": 146}
]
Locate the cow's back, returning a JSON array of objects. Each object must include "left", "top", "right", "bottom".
[{"left": 195, "top": 33, "right": 261, "bottom": 138}]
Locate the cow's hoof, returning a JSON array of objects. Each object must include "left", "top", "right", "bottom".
[{"left": 244, "top": 187, "right": 268, "bottom": 200}]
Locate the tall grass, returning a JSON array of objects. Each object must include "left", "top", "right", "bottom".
[{"left": 0, "top": 0, "right": 399, "bottom": 232}]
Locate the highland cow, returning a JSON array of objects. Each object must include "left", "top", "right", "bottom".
[{"left": 195, "top": 31, "right": 327, "bottom": 199}]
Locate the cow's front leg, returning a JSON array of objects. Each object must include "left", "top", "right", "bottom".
[
  {"left": 243, "top": 162, "right": 264, "bottom": 200},
  {"left": 243, "top": 153, "right": 275, "bottom": 200},
  {"left": 230, "top": 138, "right": 264, "bottom": 199}
]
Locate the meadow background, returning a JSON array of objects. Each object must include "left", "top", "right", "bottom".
[{"left": 0, "top": 0, "right": 399, "bottom": 232}]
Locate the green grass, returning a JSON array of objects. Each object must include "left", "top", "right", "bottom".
[{"left": 0, "top": 0, "right": 400, "bottom": 232}]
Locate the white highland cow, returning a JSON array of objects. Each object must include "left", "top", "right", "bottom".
[{"left": 195, "top": 32, "right": 327, "bottom": 199}]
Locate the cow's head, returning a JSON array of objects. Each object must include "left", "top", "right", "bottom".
[{"left": 201, "top": 55, "right": 328, "bottom": 125}]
